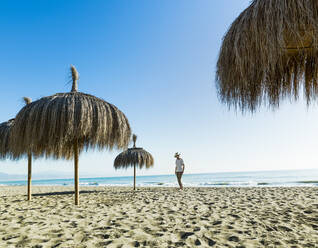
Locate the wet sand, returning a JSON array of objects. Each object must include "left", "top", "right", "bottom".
[{"left": 0, "top": 186, "right": 317, "bottom": 247}]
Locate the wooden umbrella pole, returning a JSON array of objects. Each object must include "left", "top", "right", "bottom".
[
  {"left": 27, "top": 152, "right": 32, "bottom": 201},
  {"left": 74, "top": 140, "right": 79, "bottom": 205},
  {"left": 134, "top": 164, "right": 136, "bottom": 190}
]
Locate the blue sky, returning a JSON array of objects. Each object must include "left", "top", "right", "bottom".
[{"left": 1, "top": 0, "right": 318, "bottom": 178}]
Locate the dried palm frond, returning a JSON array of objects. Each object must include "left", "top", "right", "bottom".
[
  {"left": 216, "top": 0, "right": 318, "bottom": 112},
  {"left": 23, "top": 97, "right": 32, "bottom": 105},
  {"left": 70, "top": 65, "right": 79, "bottom": 92},
  {"left": 132, "top": 134, "right": 137, "bottom": 147}
]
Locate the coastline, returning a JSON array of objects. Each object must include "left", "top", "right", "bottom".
[
  {"left": 1, "top": 169, "right": 318, "bottom": 188},
  {"left": 0, "top": 186, "right": 317, "bottom": 247}
]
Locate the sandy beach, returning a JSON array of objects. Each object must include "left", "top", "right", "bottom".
[{"left": 0, "top": 186, "right": 317, "bottom": 247}]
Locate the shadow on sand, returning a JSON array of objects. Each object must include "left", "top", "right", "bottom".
[{"left": 32, "top": 190, "right": 101, "bottom": 197}]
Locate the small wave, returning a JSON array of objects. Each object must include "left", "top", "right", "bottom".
[
  {"left": 137, "top": 182, "right": 179, "bottom": 187},
  {"left": 98, "top": 183, "right": 130, "bottom": 187},
  {"left": 199, "top": 181, "right": 259, "bottom": 186},
  {"left": 200, "top": 182, "right": 230, "bottom": 186},
  {"left": 297, "top": 181, "right": 318, "bottom": 184},
  {"left": 79, "top": 182, "right": 99, "bottom": 186},
  {"left": 257, "top": 182, "right": 270, "bottom": 185},
  {"left": 0, "top": 183, "right": 25, "bottom": 186}
]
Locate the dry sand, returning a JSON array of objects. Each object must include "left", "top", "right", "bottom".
[{"left": 0, "top": 186, "right": 317, "bottom": 247}]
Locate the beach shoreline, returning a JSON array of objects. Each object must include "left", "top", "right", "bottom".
[
  {"left": 1, "top": 169, "right": 318, "bottom": 188},
  {"left": 0, "top": 186, "right": 317, "bottom": 247}
]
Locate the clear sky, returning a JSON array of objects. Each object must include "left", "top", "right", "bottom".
[{"left": 1, "top": 0, "right": 317, "bottom": 178}]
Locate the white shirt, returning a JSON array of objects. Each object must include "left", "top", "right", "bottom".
[{"left": 175, "top": 158, "right": 184, "bottom": 172}]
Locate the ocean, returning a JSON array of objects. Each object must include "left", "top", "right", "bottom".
[{"left": 0, "top": 169, "right": 318, "bottom": 187}]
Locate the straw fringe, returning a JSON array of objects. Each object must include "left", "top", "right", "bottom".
[{"left": 216, "top": 0, "right": 318, "bottom": 112}]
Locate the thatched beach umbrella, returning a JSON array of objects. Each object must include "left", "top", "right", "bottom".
[
  {"left": 114, "top": 134, "right": 154, "bottom": 190},
  {"left": 0, "top": 97, "right": 33, "bottom": 200},
  {"left": 10, "top": 66, "right": 131, "bottom": 205},
  {"left": 216, "top": 0, "right": 318, "bottom": 112},
  {"left": 0, "top": 119, "right": 14, "bottom": 159}
]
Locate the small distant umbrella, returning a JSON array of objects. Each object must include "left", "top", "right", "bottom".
[
  {"left": 114, "top": 134, "right": 154, "bottom": 190},
  {"left": 10, "top": 66, "right": 131, "bottom": 205},
  {"left": 216, "top": 0, "right": 318, "bottom": 112},
  {"left": 0, "top": 97, "right": 32, "bottom": 200}
]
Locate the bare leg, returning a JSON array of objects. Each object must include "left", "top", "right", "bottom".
[
  {"left": 176, "top": 173, "right": 181, "bottom": 189},
  {"left": 179, "top": 173, "right": 183, "bottom": 190},
  {"left": 176, "top": 172, "right": 183, "bottom": 190}
]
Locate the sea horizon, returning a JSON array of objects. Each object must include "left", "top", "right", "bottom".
[{"left": 1, "top": 168, "right": 317, "bottom": 188}]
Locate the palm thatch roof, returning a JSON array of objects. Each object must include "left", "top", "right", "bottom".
[
  {"left": 0, "top": 119, "right": 14, "bottom": 159},
  {"left": 0, "top": 97, "right": 32, "bottom": 159},
  {"left": 114, "top": 135, "right": 154, "bottom": 169},
  {"left": 216, "top": 0, "right": 318, "bottom": 112},
  {"left": 10, "top": 66, "right": 131, "bottom": 159}
]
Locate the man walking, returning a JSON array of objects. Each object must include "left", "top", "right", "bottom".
[{"left": 174, "top": 152, "right": 185, "bottom": 190}]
